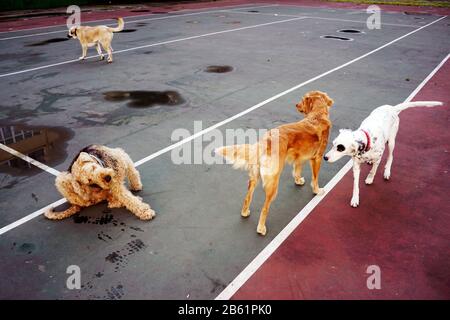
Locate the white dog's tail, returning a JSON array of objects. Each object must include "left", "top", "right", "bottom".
[
  {"left": 108, "top": 17, "right": 124, "bottom": 32},
  {"left": 393, "top": 101, "right": 443, "bottom": 114},
  {"left": 214, "top": 144, "right": 259, "bottom": 170}
]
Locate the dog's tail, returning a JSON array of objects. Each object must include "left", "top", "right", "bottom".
[
  {"left": 44, "top": 205, "right": 81, "bottom": 220},
  {"left": 214, "top": 144, "right": 259, "bottom": 170},
  {"left": 108, "top": 17, "right": 124, "bottom": 32},
  {"left": 393, "top": 101, "right": 443, "bottom": 114}
]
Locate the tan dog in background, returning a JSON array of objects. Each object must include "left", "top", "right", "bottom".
[
  {"left": 68, "top": 17, "right": 124, "bottom": 63},
  {"left": 215, "top": 91, "right": 333, "bottom": 235}
]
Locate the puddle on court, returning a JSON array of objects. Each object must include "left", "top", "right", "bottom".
[
  {"left": 320, "top": 35, "right": 353, "bottom": 41},
  {"left": 136, "top": 22, "right": 148, "bottom": 27},
  {"left": 103, "top": 90, "right": 185, "bottom": 108},
  {"left": 247, "top": 10, "right": 259, "bottom": 13},
  {"left": 338, "top": 29, "right": 363, "bottom": 34},
  {"left": 120, "top": 29, "right": 137, "bottom": 33},
  {"left": 0, "top": 124, "right": 73, "bottom": 177},
  {"left": 130, "top": 9, "right": 151, "bottom": 12},
  {"left": 204, "top": 65, "right": 233, "bottom": 73},
  {"left": 26, "top": 38, "right": 70, "bottom": 46}
]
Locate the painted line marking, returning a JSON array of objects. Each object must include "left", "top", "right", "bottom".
[
  {"left": 215, "top": 52, "right": 450, "bottom": 300},
  {"left": 0, "top": 16, "right": 446, "bottom": 237},
  {"left": 0, "top": 16, "right": 307, "bottom": 78},
  {"left": 0, "top": 142, "right": 60, "bottom": 176},
  {"left": 224, "top": 10, "right": 420, "bottom": 27},
  {"left": 0, "top": 4, "right": 278, "bottom": 38}
]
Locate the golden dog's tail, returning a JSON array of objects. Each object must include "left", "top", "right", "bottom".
[
  {"left": 108, "top": 17, "right": 124, "bottom": 32},
  {"left": 215, "top": 144, "right": 259, "bottom": 170},
  {"left": 44, "top": 205, "right": 81, "bottom": 220}
]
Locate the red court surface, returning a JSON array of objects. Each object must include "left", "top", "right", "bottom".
[
  {"left": 1, "top": 0, "right": 449, "bottom": 32},
  {"left": 232, "top": 58, "right": 450, "bottom": 300}
]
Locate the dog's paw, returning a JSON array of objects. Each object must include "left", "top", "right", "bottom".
[
  {"left": 257, "top": 224, "right": 267, "bottom": 236},
  {"left": 384, "top": 170, "right": 391, "bottom": 180},
  {"left": 365, "top": 176, "right": 374, "bottom": 185},
  {"left": 107, "top": 58, "right": 113, "bottom": 63},
  {"left": 313, "top": 187, "right": 325, "bottom": 196},
  {"left": 130, "top": 183, "right": 143, "bottom": 192},
  {"left": 241, "top": 209, "right": 250, "bottom": 218},
  {"left": 100, "top": 55, "right": 105, "bottom": 61},
  {"left": 140, "top": 208, "right": 156, "bottom": 220},
  {"left": 44, "top": 210, "right": 58, "bottom": 220},
  {"left": 294, "top": 176, "right": 305, "bottom": 186},
  {"left": 78, "top": 56, "right": 85, "bottom": 60},
  {"left": 350, "top": 196, "right": 359, "bottom": 207}
]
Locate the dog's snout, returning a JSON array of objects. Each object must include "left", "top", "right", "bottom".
[
  {"left": 323, "top": 156, "right": 329, "bottom": 161},
  {"left": 104, "top": 175, "right": 112, "bottom": 182},
  {"left": 67, "top": 34, "right": 71, "bottom": 38}
]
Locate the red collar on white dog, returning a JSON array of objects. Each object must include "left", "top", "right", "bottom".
[{"left": 361, "top": 129, "right": 371, "bottom": 152}]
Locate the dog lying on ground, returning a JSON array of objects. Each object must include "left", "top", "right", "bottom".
[
  {"left": 215, "top": 91, "right": 334, "bottom": 235},
  {"left": 324, "top": 101, "right": 443, "bottom": 207},
  {"left": 67, "top": 17, "right": 124, "bottom": 63},
  {"left": 45, "top": 144, "right": 155, "bottom": 220}
]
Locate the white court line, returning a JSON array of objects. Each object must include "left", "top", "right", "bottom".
[
  {"left": 215, "top": 52, "right": 450, "bottom": 300},
  {"left": 225, "top": 10, "right": 419, "bottom": 27},
  {"left": 0, "top": 142, "right": 60, "bottom": 176},
  {"left": 0, "top": 16, "right": 307, "bottom": 78},
  {"left": 0, "top": 15, "right": 446, "bottom": 237},
  {"left": 0, "top": 4, "right": 278, "bottom": 39}
]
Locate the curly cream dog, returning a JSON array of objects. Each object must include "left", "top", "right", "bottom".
[
  {"left": 67, "top": 17, "right": 124, "bottom": 63},
  {"left": 45, "top": 144, "right": 155, "bottom": 220},
  {"left": 215, "top": 91, "right": 334, "bottom": 235},
  {"left": 324, "top": 101, "right": 443, "bottom": 207}
]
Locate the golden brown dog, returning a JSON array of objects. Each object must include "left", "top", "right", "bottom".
[
  {"left": 45, "top": 144, "right": 155, "bottom": 221},
  {"left": 215, "top": 91, "right": 333, "bottom": 235},
  {"left": 68, "top": 17, "right": 124, "bottom": 63}
]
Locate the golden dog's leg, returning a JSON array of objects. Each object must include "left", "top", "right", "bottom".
[
  {"left": 293, "top": 160, "right": 305, "bottom": 185},
  {"left": 310, "top": 158, "right": 324, "bottom": 195},
  {"left": 45, "top": 205, "right": 81, "bottom": 220},
  {"left": 256, "top": 173, "right": 280, "bottom": 236},
  {"left": 241, "top": 167, "right": 259, "bottom": 218},
  {"left": 111, "top": 185, "right": 155, "bottom": 220},
  {"left": 96, "top": 43, "right": 104, "bottom": 60}
]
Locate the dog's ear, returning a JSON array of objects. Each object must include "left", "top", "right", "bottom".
[{"left": 322, "top": 92, "right": 334, "bottom": 107}]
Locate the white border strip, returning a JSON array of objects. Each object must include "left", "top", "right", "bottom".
[
  {"left": 0, "top": 16, "right": 446, "bottom": 237},
  {"left": 215, "top": 52, "right": 450, "bottom": 300},
  {"left": 0, "top": 142, "right": 60, "bottom": 176},
  {"left": 0, "top": 16, "right": 307, "bottom": 79},
  {"left": 0, "top": 3, "right": 276, "bottom": 35},
  {"left": 0, "top": 4, "right": 278, "bottom": 41}
]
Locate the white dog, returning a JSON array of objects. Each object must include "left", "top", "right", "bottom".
[{"left": 324, "top": 101, "right": 442, "bottom": 207}]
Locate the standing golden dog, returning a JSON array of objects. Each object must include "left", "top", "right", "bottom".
[
  {"left": 67, "top": 17, "right": 124, "bottom": 63},
  {"left": 215, "top": 91, "right": 333, "bottom": 235}
]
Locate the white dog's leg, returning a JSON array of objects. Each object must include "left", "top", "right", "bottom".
[
  {"left": 96, "top": 43, "right": 104, "bottom": 60},
  {"left": 365, "top": 158, "right": 381, "bottom": 185},
  {"left": 384, "top": 124, "right": 399, "bottom": 180},
  {"left": 351, "top": 160, "right": 361, "bottom": 207}
]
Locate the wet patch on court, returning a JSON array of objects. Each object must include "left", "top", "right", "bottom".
[
  {"left": 103, "top": 90, "right": 185, "bottom": 108},
  {"left": 204, "top": 65, "right": 233, "bottom": 73},
  {"left": 26, "top": 38, "right": 70, "bottom": 47},
  {"left": 320, "top": 35, "right": 352, "bottom": 41},
  {"left": 0, "top": 124, "right": 73, "bottom": 177},
  {"left": 120, "top": 29, "right": 137, "bottom": 33},
  {"left": 105, "top": 239, "right": 147, "bottom": 272}
]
